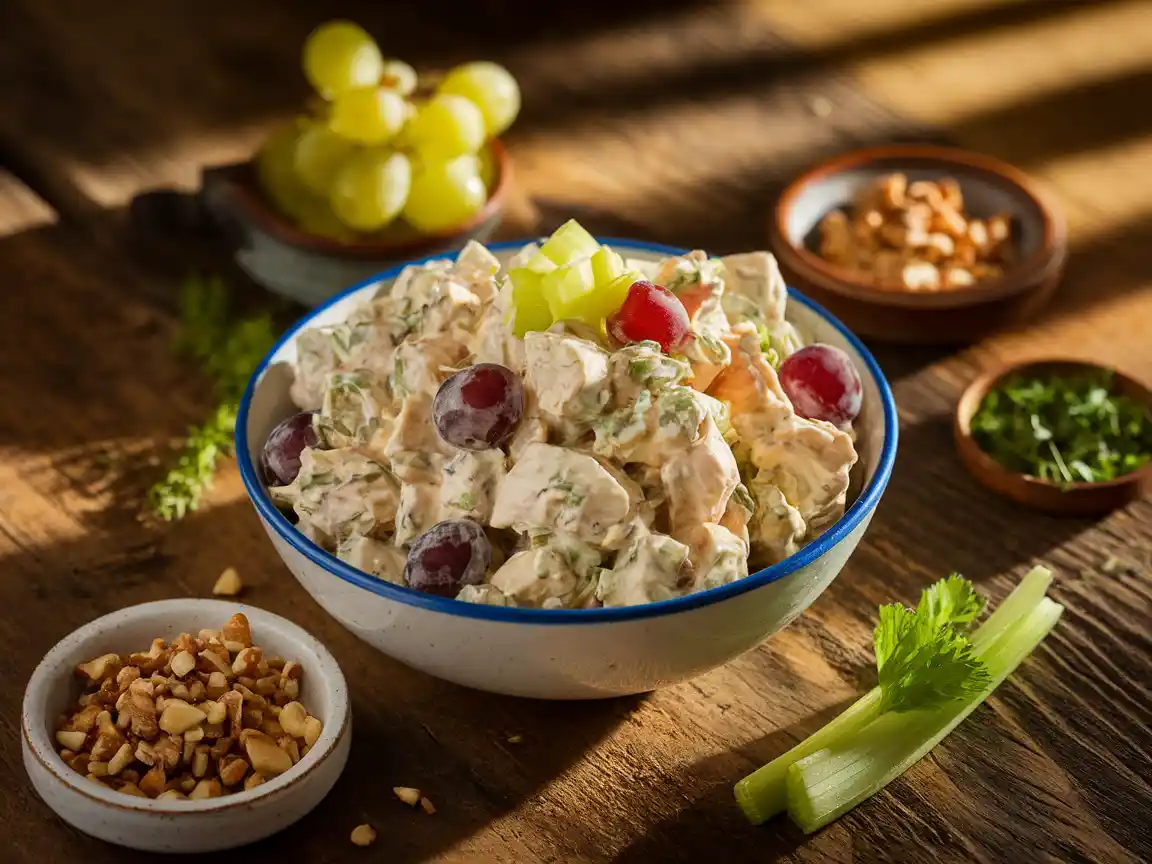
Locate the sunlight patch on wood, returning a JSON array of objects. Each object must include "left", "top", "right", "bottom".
[
  {"left": 848, "top": 0, "right": 1152, "bottom": 126},
  {"left": 1032, "top": 135, "right": 1152, "bottom": 242},
  {"left": 748, "top": 0, "right": 1004, "bottom": 47}
]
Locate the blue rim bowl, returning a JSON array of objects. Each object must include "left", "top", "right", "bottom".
[{"left": 236, "top": 238, "right": 899, "bottom": 625}]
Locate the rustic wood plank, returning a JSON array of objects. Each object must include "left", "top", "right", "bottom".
[{"left": 0, "top": 2, "right": 1149, "bottom": 863}]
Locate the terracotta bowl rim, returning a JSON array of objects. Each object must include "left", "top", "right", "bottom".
[
  {"left": 219, "top": 138, "right": 511, "bottom": 258},
  {"left": 771, "top": 144, "right": 1067, "bottom": 310},
  {"left": 954, "top": 356, "right": 1152, "bottom": 495}
]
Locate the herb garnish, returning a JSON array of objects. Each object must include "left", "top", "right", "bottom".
[
  {"left": 149, "top": 276, "right": 276, "bottom": 520},
  {"left": 970, "top": 368, "right": 1152, "bottom": 488}
]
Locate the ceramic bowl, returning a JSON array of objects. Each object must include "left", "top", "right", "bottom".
[
  {"left": 770, "top": 144, "right": 1067, "bottom": 344},
  {"left": 21, "top": 599, "right": 351, "bottom": 853},
  {"left": 200, "top": 139, "right": 511, "bottom": 306},
  {"left": 955, "top": 358, "right": 1152, "bottom": 516},
  {"left": 236, "top": 239, "right": 899, "bottom": 700}
]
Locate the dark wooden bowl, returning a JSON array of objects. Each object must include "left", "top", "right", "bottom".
[
  {"left": 954, "top": 358, "right": 1152, "bottom": 516},
  {"left": 201, "top": 139, "right": 511, "bottom": 306},
  {"left": 770, "top": 145, "right": 1067, "bottom": 345}
]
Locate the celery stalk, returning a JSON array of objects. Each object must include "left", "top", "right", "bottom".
[
  {"left": 538, "top": 219, "right": 599, "bottom": 266},
  {"left": 734, "top": 567, "right": 1055, "bottom": 826},
  {"left": 786, "top": 597, "right": 1064, "bottom": 833},
  {"left": 970, "top": 565, "right": 1052, "bottom": 652},
  {"left": 734, "top": 689, "right": 883, "bottom": 825}
]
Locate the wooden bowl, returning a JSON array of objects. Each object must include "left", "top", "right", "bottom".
[
  {"left": 200, "top": 139, "right": 511, "bottom": 306},
  {"left": 770, "top": 144, "right": 1067, "bottom": 345},
  {"left": 954, "top": 358, "right": 1152, "bottom": 516}
]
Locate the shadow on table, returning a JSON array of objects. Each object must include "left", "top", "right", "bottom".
[
  {"left": 859, "top": 412, "right": 1097, "bottom": 588},
  {"left": 611, "top": 697, "right": 859, "bottom": 863}
]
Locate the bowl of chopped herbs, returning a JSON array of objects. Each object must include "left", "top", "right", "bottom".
[{"left": 955, "top": 359, "right": 1152, "bottom": 515}]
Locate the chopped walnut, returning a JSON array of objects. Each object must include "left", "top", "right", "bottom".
[
  {"left": 213, "top": 567, "right": 243, "bottom": 596},
  {"left": 393, "top": 786, "right": 421, "bottom": 807},
  {"left": 350, "top": 824, "right": 377, "bottom": 847},
  {"left": 50, "top": 614, "right": 324, "bottom": 801},
  {"left": 817, "top": 172, "right": 1014, "bottom": 292}
]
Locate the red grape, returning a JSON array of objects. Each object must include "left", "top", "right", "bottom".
[
  {"left": 778, "top": 344, "right": 863, "bottom": 425},
  {"left": 404, "top": 520, "right": 492, "bottom": 597},
  {"left": 433, "top": 363, "right": 524, "bottom": 450},
  {"left": 262, "top": 411, "right": 319, "bottom": 485},
  {"left": 606, "top": 281, "right": 690, "bottom": 353}
]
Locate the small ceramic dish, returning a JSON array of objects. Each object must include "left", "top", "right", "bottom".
[
  {"left": 21, "top": 599, "right": 351, "bottom": 853},
  {"left": 770, "top": 144, "right": 1067, "bottom": 344},
  {"left": 236, "top": 238, "right": 899, "bottom": 700},
  {"left": 955, "top": 358, "right": 1152, "bottom": 516},
  {"left": 200, "top": 139, "right": 511, "bottom": 306}
]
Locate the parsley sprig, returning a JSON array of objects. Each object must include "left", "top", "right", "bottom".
[
  {"left": 970, "top": 369, "right": 1152, "bottom": 488},
  {"left": 148, "top": 276, "right": 276, "bottom": 520}
]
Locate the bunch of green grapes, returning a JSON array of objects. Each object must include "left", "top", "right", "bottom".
[{"left": 255, "top": 20, "right": 520, "bottom": 238}]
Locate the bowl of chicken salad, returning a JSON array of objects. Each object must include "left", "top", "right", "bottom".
[{"left": 236, "top": 221, "right": 897, "bottom": 699}]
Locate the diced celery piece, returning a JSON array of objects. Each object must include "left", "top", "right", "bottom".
[
  {"left": 509, "top": 267, "right": 554, "bottom": 337},
  {"left": 541, "top": 259, "right": 595, "bottom": 320},
  {"left": 590, "top": 246, "right": 624, "bottom": 288},
  {"left": 584, "top": 270, "right": 642, "bottom": 322},
  {"left": 538, "top": 219, "right": 600, "bottom": 266}
]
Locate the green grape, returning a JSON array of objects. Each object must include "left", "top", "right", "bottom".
[
  {"left": 293, "top": 123, "right": 357, "bottom": 196},
  {"left": 477, "top": 143, "right": 498, "bottom": 192},
  {"left": 439, "top": 62, "right": 520, "bottom": 137},
  {"left": 404, "top": 94, "right": 486, "bottom": 161},
  {"left": 380, "top": 59, "right": 418, "bottom": 96},
  {"left": 296, "top": 198, "right": 359, "bottom": 242},
  {"left": 329, "top": 149, "right": 411, "bottom": 232},
  {"left": 256, "top": 121, "right": 319, "bottom": 222},
  {"left": 329, "top": 87, "right": 407, "bottom": 145},
  {"left": 303, "top": 20, "right": 383, "bottom": 98},
  {"left": 403, "top": 155, "right": 486, "bottom": 233}
]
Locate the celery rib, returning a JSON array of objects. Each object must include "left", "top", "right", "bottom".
[
  {"left": 734, "top": 567, "right": 1056, "bottom": 827},
  {"left": 786, "top": 597, "right": 1064, "bottom": 833},
  {"left": 734, "top": 688, "right": 883, "bottom": 824}
]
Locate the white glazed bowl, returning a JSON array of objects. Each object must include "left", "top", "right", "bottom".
[
  {"left": 237, "top": 239, "right": 898, "bottom": 699},
  {"left": 21, "top": 600, "right": 351, "bottom": 853}
]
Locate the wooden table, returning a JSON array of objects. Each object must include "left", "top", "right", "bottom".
[{"left": 1, "top": 3, "right": 1149, "bottom": 862}]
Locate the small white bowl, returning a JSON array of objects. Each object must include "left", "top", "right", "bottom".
[
  {"left": 21, "top": 599, "right": 351, "bottom": 853},
  {"left": 237, "top": 239, "right": 898, "bottom": 700}
]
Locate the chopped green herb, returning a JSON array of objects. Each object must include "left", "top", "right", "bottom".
[
  {"left": 970, "top": 369, "right": 1152, "bottom": 488},
  {"left": 149, "top": 275, "right": 276, "bottom": 520},
  {"left": 756, "top": 324, "right": 781, "bottom": 369},
  {"left": 454, "top": 492, "right": 476, "bottom": 511}
]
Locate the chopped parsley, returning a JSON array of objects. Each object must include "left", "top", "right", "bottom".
[
  {"left": 756, "top": 324, "right": 782, "bottom": 369},
  {"left": 970, "top": 368, "right": 1152, "bottom": 488}
]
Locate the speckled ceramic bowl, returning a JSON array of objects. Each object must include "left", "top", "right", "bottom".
[
  {"left": 21, "top": 600, "right": 350, "bottom": 853},
  {"left": 201, "top": 139, "right": 511, "bottom": 307},
  {"left": 236, "top": 239, "right": 898, "bottom": 700}
]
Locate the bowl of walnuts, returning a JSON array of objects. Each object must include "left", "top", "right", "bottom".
[
  {"left": 769, "top": 144, "right": 1068, "bottom": 344},
  {"left": 21, "top": 600, "right": 350, "bottom": 853}
]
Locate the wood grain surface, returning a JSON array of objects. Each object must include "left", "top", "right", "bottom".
[{"left": 1, "top": 2, "right": 1149, "bottom": 862}]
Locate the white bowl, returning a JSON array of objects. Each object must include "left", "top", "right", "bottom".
[
  {"left": 21, "top": 599, "right": 351, "bottom": 853},
  {"left": 237, "top": 239, "right": 898, "bottom": 699}
]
